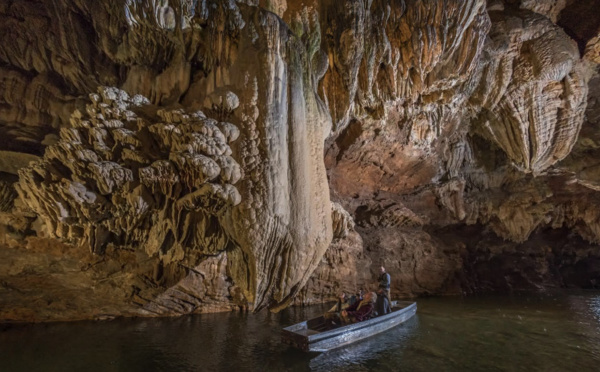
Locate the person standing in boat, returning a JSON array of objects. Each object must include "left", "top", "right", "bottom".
[
  {"left": 375, "top": 289, "right": 392, "bottom": 315},
  {"left": 378, "top": 265, "right": 391, "bottom": 301}
]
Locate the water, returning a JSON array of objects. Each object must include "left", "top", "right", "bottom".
[{"left": 2, "top": 291, "right": 600, "bottom": 372}]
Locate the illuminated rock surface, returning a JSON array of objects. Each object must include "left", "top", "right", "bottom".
[{"left": 1, "top": 0, "right": 600, "bottom": 322}]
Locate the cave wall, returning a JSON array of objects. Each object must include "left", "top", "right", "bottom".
[
  {"left": 0, "top": 0, "right": 599, "bottom": 321},
  {"left": 1, "top": 0, "right": 333, "bottom": 319},
  {"left": 300, "top": 0, "right": 600, "bottom": 303}
]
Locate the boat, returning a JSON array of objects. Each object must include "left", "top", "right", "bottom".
[{"left": 281, "top": 300, "right": 417, "bottom": 352}]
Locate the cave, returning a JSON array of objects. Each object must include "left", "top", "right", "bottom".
[{"left": 1, "top": 0, "right": 600, "bottom": 358}]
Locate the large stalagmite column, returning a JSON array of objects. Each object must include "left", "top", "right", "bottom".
[{"left": 218, "top": 6, "right": 333, "bottom": 311}]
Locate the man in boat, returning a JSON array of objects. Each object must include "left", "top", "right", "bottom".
[
  {"left": 327, "top": 292, "right": 350, "bottom": 313},
  {"left": 326, "top": 289, "right": 364, "bottom": 313},
  {"left": 375, "top": 288, "right": 392, "bottom": 315},
  {"left": 324, "top": 291, "right": 377, "bottom": 325},
  {"left": 340, "top": 291, "right": 377, "bottom": 324},
  {"left": 347, "top": 289, "right": 363, "bottom": 307},
  {"left": 378, "top": 265, "right": 391, "bottom": 302}
]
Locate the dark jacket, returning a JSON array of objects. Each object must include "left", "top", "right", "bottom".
[
  {"left": 345, "top": 300, "right": 374, "bottom": 322},
  {"left": 379, "top": 272, "right": 390, "bottom": 290}
]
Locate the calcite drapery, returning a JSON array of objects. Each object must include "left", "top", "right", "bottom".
[
  {"left": 318, "top": 0, "right": 491, "bottom": 132},
  {"left": 17, "top": 87, "right": 241, "bottom": 266},
  {"left": 470, "top": 9, "right": 589, "bottom": 175},
  {"left": 217, "top": 5, "right": 333, "bottom": 311}
]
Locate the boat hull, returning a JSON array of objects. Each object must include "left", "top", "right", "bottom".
[{"left": 282, "top": 301, "right": 417, "bottom": 352}]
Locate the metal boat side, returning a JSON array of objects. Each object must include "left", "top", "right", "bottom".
[{"left": 282, "top": 301, "right": 417, "bottom": 352}]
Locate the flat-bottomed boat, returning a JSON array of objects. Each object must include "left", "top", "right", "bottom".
[{"left": 282, "top": 301, "right": 417, "bottom": 352}]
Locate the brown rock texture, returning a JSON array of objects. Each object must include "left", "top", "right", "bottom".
[
  {"left": 0, "top": 0, "right": 600, "bottom": 322},
  {"left": 1, "top": 0, "right": 332, "bottom": 320},
  {"left": 300, "top": 0, "right": 600, "bottom": 302}
]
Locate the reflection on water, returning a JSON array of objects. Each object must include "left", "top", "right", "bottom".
[
  {"left": 309, "top": 317, "right": 420, "bottom": 372},
  {"left": 584, "top": 296, "right": 600, "bottom": 326},
  {"left": 1, "top": 291, "right": 600, "bottom": 371}
]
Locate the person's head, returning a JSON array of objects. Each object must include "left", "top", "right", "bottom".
[
  {"left": 364, "top": 292, "right": 377, "bottom": 303},
  {"left": 380, "top": 266, "right": 386, "bottom": 274}
]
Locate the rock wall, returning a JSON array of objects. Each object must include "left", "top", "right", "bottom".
[
  {"left": 0, "top": 0, "right": 599, "bottom": 321},
  {"left": 301, "top": 0, "right": 600, "bottom": 303},
  {"left": 1, "top": 0, "right": 332, "bottom": 320}
]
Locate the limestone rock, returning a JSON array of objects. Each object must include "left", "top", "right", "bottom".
[
  {"left": 469, "top": 9, "right": 589, "bottom": 174},
  {"left": 16, "top": 87, "right": 241, "bottom": 267},
  {"left": 520, "top": 0, "right": 566, "bottom": 22},
  {"left": 297, "top": 227, "right": 464, "bottom": 305},
  {"left": 586, "top": 34, "right": 600, "bottom": 64},
  {"left": 0, "top": 180, "right": 16, "bottom": 213},
  {"left": 319, "top": 0, "right": 490, "bottom": 132},
  {"left": 141, "top": 252, "right": 240, "bottom": 316},
  {"left": 331, "top": 202, "right": 354, "bottom": 239},
  {"left": 4, "top": 0, "right": 334, "bottom": 313},
  {"left": 0, "top": 151, "right": 40, "bottom": 175}
]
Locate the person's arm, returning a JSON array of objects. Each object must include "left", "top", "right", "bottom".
[{"left": 328, "top": 293, "right": 346, "bottom": 312}]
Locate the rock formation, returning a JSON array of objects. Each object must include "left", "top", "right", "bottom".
[
  {"left": 1, "top": 0, "right": 333, "bottom": 319},
  {"left": 1, "top": 0, "right": 600, "bottom": 322},
  {"left": 17, "top": 86, "right": 241, "bottom": 262}
]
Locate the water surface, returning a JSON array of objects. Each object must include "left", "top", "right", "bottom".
[{"left": 2, "top": 291, "right": 600, "bottom": 371}]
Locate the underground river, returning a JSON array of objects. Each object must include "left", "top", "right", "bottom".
[{"left": 1, "top": 291, "right": 600, "bottom": 371}]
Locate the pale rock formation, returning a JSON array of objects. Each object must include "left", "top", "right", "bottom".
[
  {"left": 331, "top": 202, "right": 354, "bottom": 239},
  {"left": 16, "top": 86, "right": 241, "bottom": 266},
  {"left": 435, "top": 179, "right": 467, "bottom": 222},
  {"left": 3, "top": 0, "right": 334, "bottom": 313},
  {"left": 141, "top": 252, "right": 242, "bottom": 316},
  {"left": 465, "top": 178, "right": 554, "bottom": 242},
  {"left": 295, "top": 230, "right": 371, "bottom": 306},
  {"left": 259, "top": 0, "right": 287, "bottom": 18},
  {"left": 319, "top": 0, "right": 491, "bottom": 132},
  {"left": 203, "top": 4, "right": 333, "bottom": 311},
  {"left": 520, "top": 0, "right": 566, "bottom": 22},
  {"left": 306, "top": 1, "right": 600, "bottom": 300},
  {"left": 586, "top": 34, "right": 600, "bottom": 64},
  {"left": 469, "top": 9, "right": 589, "bottom": 174},
  {"left": 297, "top": 226, "right": 464, "bottom": 304},
  {"left": 354, "top": 200, "right": 426, "bottom": 229}
]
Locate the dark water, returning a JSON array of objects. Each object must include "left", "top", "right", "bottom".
[{"left": 2, "top": 292, "right": 600, "bottom": 372}]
